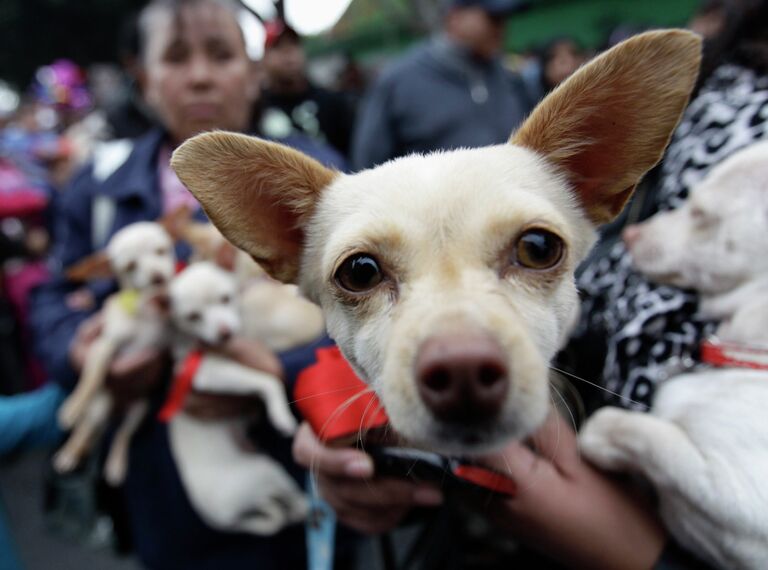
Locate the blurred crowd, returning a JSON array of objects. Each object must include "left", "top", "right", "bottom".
[{"left": 0, "top": 0, "right": 765, "bottom": 569}]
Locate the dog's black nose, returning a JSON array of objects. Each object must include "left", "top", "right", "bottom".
[
  {"left": 415, "top": 333, "right": 508, "bottom": 424},
  {"left": 218, "top": 326, "right": 233, "bottom": 344}
]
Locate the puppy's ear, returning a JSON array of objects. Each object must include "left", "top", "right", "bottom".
[
  {"left": 511, "top": 30, "right": 701, "bottom": 225},
  {"left": 171, "top": 132, "right": 337, "bottom": 283},
  {"left": 65, "top": 252, "right": 113, "bottom": 282}
]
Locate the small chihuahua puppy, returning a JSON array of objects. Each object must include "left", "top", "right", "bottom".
[
  {"left": 172, "top": 31, "right": 702, "bottom": 456},
  {"left": 54, "top": 222, "right": 174, "bottom": 480},
  {"left": 580, "top": 141, "right": 768, "bottom": 569},
  {"left": 167, "top": 262, "right": 307, "bottom": 535}
]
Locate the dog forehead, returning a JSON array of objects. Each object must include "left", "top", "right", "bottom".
[
  {"left": 171, "top": 263, "right": 234, "bottom": 302},
  {"left": 108, "top": 223, "right": 171, "bottom": 259},
  {"left": 312, "top": 145, "right": 585, "bottom": 259}
]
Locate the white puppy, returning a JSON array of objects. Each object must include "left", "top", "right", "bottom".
[
  {"left": 166, "top": 262, "right": 307, "bottom": 535},
  {"left": 580, "top": 141, "right": 768, "bottom": 569},
  {"left": 171, "top": 31, "right": 702, "bottom": 456},
  {"left": 54, "top": 222, "right": 174, "bottom": 483}
]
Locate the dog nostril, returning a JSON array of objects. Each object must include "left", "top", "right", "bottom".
[
  {"left": 478, "top": 363, "right": 505, "bottom": 388},
  {"left": 423, "top": 367, "right": 451, "bottom": 392}
]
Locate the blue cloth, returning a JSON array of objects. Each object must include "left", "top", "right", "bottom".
[
  {"left": 0, "top": 384, "right": 65, "bottom": 456},
  {"left": 28, "top": 127, "right": 345, "bottom": 570},
  {"left": 0, "top": 499, "right": 23, "bottom": 570},
  {"left": 351, "top": 36, "right": 533, "bottom": 170}
]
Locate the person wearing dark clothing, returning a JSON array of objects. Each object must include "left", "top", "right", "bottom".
[
  {"left": 29, "top": 1, "right": 344, "bottom": 568},
  {"left": 351, "top": 0, "right": 532, "bottom": 170},
  {"left": 260, "top": 20, "right": 356, "bottom": 159}
]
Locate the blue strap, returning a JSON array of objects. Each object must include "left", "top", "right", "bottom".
[{"left": 306, "top": 473, "right": 336, "bottom": 570}]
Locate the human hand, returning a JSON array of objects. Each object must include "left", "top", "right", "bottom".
[
  {"left": 479, "top": 412, "right": 666, "bottom": 570},
  {"left": 106, "top": 347, "right": 171, "bottom": 407},
  {"left": 292, "top": 423, "right": 444, "bottom": 534}
]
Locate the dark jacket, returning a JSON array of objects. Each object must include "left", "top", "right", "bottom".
[
  {"left": 29, "top": 127, "right": 343, "bottom": 570},
  {"left": 352, "top": 36, "right": 533, "bottom": 170}
]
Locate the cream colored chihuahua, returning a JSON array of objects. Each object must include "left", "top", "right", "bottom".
[{"left": 172, "top": 30, "right": 701, "bottom": 456}]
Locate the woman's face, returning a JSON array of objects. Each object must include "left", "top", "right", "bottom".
[{"left": 141, "top": 1, "right": 257, "bottom": 145}]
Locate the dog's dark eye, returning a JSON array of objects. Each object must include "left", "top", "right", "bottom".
[
  {"left": 220, "top": 294, "right": 231, "bottom": 304},
  {"left": 156, "top": 247, "right": 169, "bottom": 256},
  {"left": 335, "top": 254, "right": 383, "bottom": 293},
  {"left": 187, "top": 311, "right": 202, "bottom": 323},
  {"left": 514, "top": 229, "right": 564, "bottom": 270},
  {"left": 124, "top": 261, "right": 137, "bottom": 273}
]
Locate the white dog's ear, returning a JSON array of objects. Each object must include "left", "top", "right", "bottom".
[
  {"left": 171, "top": 132, "right": 337, "bottom": 282},
  {"left": 511, "top": 30, "right": 701, "bottom": 225}
]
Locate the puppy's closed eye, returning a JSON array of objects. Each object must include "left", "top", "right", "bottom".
[
  {"left": 187, "top": 311, "right": 202, "bottom": 323},
  {"left": 124, "top": 260, "right": 138, "bottom": 273}
]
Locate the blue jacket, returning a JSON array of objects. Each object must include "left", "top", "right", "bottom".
[
  {"left": 351, "top": 37, "right": 533, "bottom": 170},
  {"left": 29, "top": 128, "right": 342, "bottom": 569}
]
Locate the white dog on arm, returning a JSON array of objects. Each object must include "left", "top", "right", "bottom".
[
  {"left": 54, "top": 221, "right": 175, "bottom": 485},
  {"left": 164, "top": 261, "right": 307, "bottom": 536},
  {"left": 579, "top": 141, "right": 768, "bottom": 570}
]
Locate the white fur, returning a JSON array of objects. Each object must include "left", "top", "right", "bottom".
[
  {"left": 581, "top": 141, "right": 768, "bottom": 569},
  {"left": 299, "top": 146, "right": 595, "bottom": 454},
  {"left": 54, "top": 222, "right": 174, "bottom": 483},
  {"left": 167, "top": 262, "right": 307, "bottom": 535}
]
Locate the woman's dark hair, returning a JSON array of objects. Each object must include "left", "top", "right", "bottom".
[
  {"left": 136, "top": 0, "right": 244, "bottom": 62},
  {"left": 698, "top": 0, "right": 768, "bottom": 87}
]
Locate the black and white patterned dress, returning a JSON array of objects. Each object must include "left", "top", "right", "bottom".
[{"left": 573, "top": 63, "right": 768, "bottom": 411}]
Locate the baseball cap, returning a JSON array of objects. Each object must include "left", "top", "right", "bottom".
[
  {"left": 447, "top": 0, "right": 530, "bottom": 16},
  {"left": 263, "top": 19, "right": 300, "bottom": 50}
]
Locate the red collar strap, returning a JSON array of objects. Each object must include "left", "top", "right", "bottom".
[
  {"left": 158, "top": 349, "right": 204, "bottom": 422},
  {"left": 294, "top": 347, "right": 388, "bottom": 444},
  {"left": 700, "top": 338, "right": 768, "bottom": 371},
  {"left": 295, "top": 347, "right": 518, "bottom": 498}
]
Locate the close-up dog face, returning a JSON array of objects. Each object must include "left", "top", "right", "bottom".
[
  {"left": 169, "top": 262, "right": 241, "bottom": 346},
  {"left": 299, "top": 146, "right": 593, "bottom": 452},
  {"left": 173, "top": 31, "right": 701, "bottom": 454},
  {"left": 626, "top": 141, "right": 768, "bottom": 295},
  {"left": 107, "top": 222, "right": 176, "bottom": 292}
]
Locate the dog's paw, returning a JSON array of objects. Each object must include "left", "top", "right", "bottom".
[
  {"left": 270, "top": 410, "right": 298, "bottom": 437},
  {"left": 58, "top": 398, "right": 83, "bottom": 430},
  {"left": 103, "top": 454, "right": 127, "bottom": 487},
  {"left": 52, "top": 450, "right": 78, "bottom": 474},
  {"left": 579, "top": 407, "right": 639, "bottom": 472}
]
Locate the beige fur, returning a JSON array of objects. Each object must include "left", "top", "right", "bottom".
[
  {"left": 54, "top": 222, "right": 174, "bottom": 482},
  {"left": 173, "top": 31, "right": 701, "bottom": 454}
]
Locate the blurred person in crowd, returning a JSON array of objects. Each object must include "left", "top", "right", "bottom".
[
  {"left": 569, "top": 0, "right": 768, "bottom": 415},
  {"left": 520, "top": 37, "right": 587, "bottom": 103},
  {"left": 351, "top": 0, "right": 533, "bottom": 170},
  {"left": 103, "top": 13, "right": 155, "bottom": 140},
  {"left": 259, "top": 19, "right": 356, "bottom": 158},
  {"left": 29, "top": 0, "right": 345, "bottom": 568},
  {"left": 294, "top": 3, "right": 768, "bottom": 569},
  {"left": 689, "top": 0, "right": 728, "bottom": 39}
]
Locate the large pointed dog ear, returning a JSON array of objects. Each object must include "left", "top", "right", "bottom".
[
  {"left": 511, "top": 30, "right": 701, "bottom": 226},
  {"left": 171, "top": 132, "right": 338, "bottom": 283}
]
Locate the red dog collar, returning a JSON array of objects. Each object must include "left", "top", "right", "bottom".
[
  {"left": 294, "top": 347, "right": 388, "bottom": 444},
  {"left": 700, "top": 338, "right": 768, "bottom": 371},
  {"left": 294, "top": 347, "right": 517, "bottom": 498},
  {"left": 158, "top": 349, "right": 204, "bottom": 422}
]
